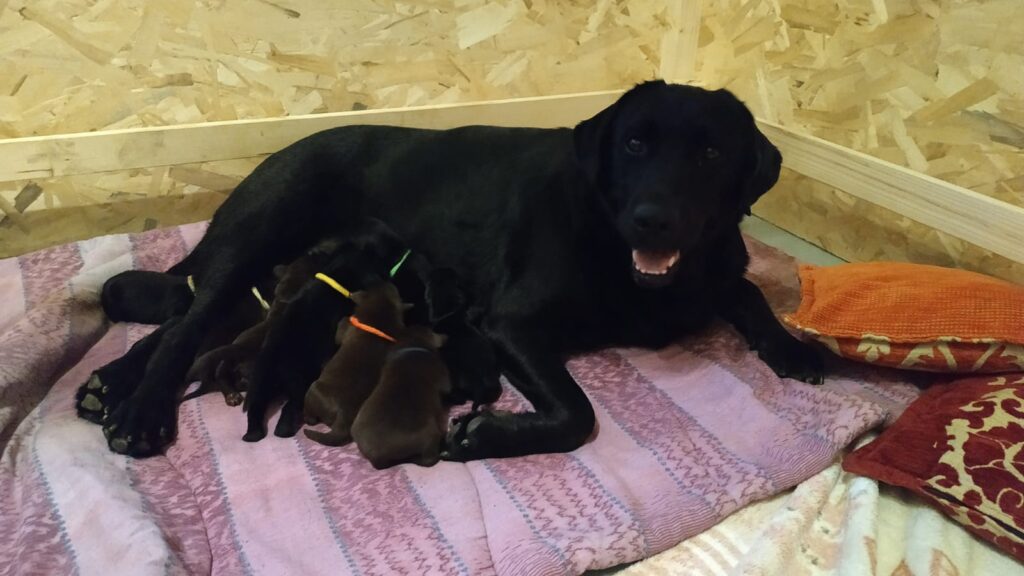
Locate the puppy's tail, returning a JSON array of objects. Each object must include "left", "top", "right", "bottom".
[{"left": 303, "top": 427, "right": 351, "bottom": 447}]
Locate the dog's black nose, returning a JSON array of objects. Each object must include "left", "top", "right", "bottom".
[{"left": 632, "top": 204, "right": 672, "bottom": 234}]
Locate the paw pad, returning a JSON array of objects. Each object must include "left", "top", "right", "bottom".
[{"left": 80, "top": 394, "right": 103, "bottom": 412}]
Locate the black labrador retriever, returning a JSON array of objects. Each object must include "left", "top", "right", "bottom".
[{"left": 81, "top": 81, "right": 823, "bottom": 458}]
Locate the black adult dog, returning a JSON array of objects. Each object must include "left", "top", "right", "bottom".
[{"left": 81, "top": 81, "right": 823, "bottom": 458}]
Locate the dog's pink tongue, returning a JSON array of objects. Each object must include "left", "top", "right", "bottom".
[{"left": 632, "top": 250, "right": 680, "bottom": 274}]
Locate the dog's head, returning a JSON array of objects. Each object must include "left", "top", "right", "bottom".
[{"left": 574, "top": 81, "right": 782, "bottom": 288}]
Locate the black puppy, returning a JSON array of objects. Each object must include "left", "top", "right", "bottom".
[
  {"left": 84, "top": 81, "right": 823, "bottom": 458},
  {"left": 427, "top": 268, "right": 502, "bottom": 407}
]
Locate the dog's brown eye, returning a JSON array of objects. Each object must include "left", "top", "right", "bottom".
[
  {"left": 705, "top": 147, "right": 720, "bottom": 159},
  {"left": 625, "top": 137, "right": 647, "bottom": 156}
]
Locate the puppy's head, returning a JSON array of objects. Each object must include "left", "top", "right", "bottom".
[
  {"left": 316, "top": 218, "right": 411, "bottom": 285},
  {"left": 349, "top": 281, "right": 410, "bottom": 327},
  {"left": 574, "top": 81, "right": 782, "bottom": 288}
]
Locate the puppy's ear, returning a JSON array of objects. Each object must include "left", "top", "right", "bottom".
[
  {"left": 573, "top": 104, "right": 615, "bottom": 183},
  {"left": 349, "top": 290, "right": 365, "bottom": 305},
  {"left": 740, "top": 128, "right": 782, "bottom": 215}
]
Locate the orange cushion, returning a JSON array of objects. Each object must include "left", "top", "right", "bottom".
[
  {"left": 844, "top": 374, "right": 1024, "bottom": 562},
  {"left": 783, "top": 262, "right": 1024, "bottom": 373}
]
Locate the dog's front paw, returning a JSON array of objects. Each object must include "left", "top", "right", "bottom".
[
  {"left": 440, "top": 411, "right": 486, "bottom": 462},
  {"left": 103, "top": 392, "right": 177, "bottom": 457},
  {"left": 440, "top": 409, "right": 514, "bottom": 462},
  {"left": 757, "top": 336, "right": 824, "bottom": 385},
  {"left": 75, "top": 368, "right": 138, "bottom": 424}
]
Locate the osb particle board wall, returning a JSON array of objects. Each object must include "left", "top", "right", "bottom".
[
  {"left": 0, "top": 0, "right": 691, "bottom": 256},
  {"left": 699, "top": 0, "right": 1024, "bottom": 281},
  {"left": 759, "top": 170, "right": 1024, "bottom": 284},
  {"left": 3, "top": 0, "right": 1024, "bottom": 286}
]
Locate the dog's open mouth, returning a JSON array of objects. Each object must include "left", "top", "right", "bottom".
[{"left": 631, "top": 249, "right": 680, "bottom": 283}]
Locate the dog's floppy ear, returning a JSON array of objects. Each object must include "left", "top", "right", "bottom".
[
  {"left": 573, "top": 104, "right": 616, "bottom": 183},
  {"left": 740, "top": 128, "right": 782, "bottom": 215}
]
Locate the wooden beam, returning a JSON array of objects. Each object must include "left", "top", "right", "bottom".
[
  {"left": 758, "top": 120, "right": 1024, "bottom": 265},
  {"left": 0, "top": 90, "right": 623, "bottom": 184},
  {"left": 2, "top": 88, "right": 1022, "bottom": 266},
  {"left": 0, "top": 192, "right": 227, "bottom": 259},
  {"left": 659, "top": 1, "right": 703, "bottom": 83}
]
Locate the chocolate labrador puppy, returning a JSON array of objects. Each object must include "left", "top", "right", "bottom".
[
  {"left": 352, "top": 325, "right": 450, "bottom": 469},
  {"left": 303, "top": 282, "right": 408, "bottom": 446}
]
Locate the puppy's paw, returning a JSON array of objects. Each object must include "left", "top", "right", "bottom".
[
  {"left": 243, "top": 418, "right": 267, "bottom": 442},
  {"left": 273, "top": 400, "right": 304, "bottom": 438},
  {"left": 103, "top": 392, "right": 177, "bottom": 457},
  {"left": 758, "top": 336, "right": 824, "bottom": 385},
  {"left": 223, "top": 391, "right": 244, "bottom": 407},
  {"left": 75, "top": 368, "right": 138, "bottom": 424}
]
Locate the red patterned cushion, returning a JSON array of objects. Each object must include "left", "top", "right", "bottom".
[{"left": 844, "top": 374, "right": 1024, "bottom": 562}]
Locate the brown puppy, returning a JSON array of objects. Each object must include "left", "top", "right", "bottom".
[
  {"left": 352, "top": 326, "right": 450, "bottom": 469},
  {"left": 303, "top": 282, "right": 408, "bottom": 446}
]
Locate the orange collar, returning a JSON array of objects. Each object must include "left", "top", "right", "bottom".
[{"left": 349, "top": 316, "right": 397, "bottom": 343}]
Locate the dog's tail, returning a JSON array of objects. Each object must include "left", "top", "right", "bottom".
[{"left": 303, "top": 426, "right": 352, "bottom": 447}]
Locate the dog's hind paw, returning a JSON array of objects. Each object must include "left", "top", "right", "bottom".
[
  {"left": 75, "top": 369, "right": 137, "bottom": 424},
  {"left": 102, "top": 393, "right": 177, "bottom": 457}
]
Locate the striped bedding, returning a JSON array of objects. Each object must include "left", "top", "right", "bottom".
[{"left": 0, "top": 223, "right": 920, "bottom": 575}]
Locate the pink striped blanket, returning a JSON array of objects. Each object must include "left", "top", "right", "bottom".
[{"left": 0, "top": 223, "right": 921, "bottom": 575}]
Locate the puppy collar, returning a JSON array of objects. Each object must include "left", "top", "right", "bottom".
[
  {"left": 250, "top": 286, "right": 271, "bottom": 311},
  {"left": 186, "top": 275, "right": 269, "bottom": 311},
  {"left": 389, "top": 249, "right": 412, "bottom": 278},
  {"left": 315, "top": 272, "right": 352, "bottom": 298},
  {"left": 390, "top": 346, "right": 433, "bottom": 358},
  {"left": 349, "top": 316, "right": 397, "bottom": 343},
  {"left": 314, "top": 249, "right": 410, "bottom": 299}
]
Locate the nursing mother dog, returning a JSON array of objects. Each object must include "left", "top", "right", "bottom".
[{"left": 82, "top": 80, "right": 825, "bottom": 459}]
